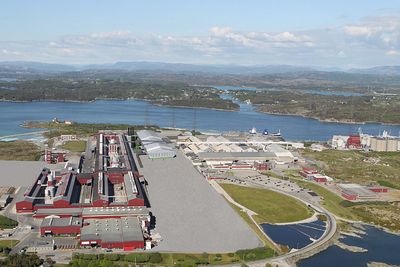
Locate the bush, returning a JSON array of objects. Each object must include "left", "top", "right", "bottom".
[
  {"left": 124, "top": 253, "right": 150, "bottom": 263},
  {"left": 104, "top": 254, "right": 120, "bottom": 261},
  {"left": 149, "top": 253, "right": 163, "bottom": 264}
]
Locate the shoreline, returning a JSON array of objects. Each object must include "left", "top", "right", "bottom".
[
  {"left": 253, "top": 105, "right": 400, "bottom": 126},
  {"left": 0, "top": 98, "right": 239, "bottom": 112}
]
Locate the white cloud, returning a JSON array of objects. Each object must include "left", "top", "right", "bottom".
[
  {"left": 0, "top": 15, "right": 399, "bottom": 66},
  {"left": 386, "top": 50, "right": 400, "bottom": 56},
  {"left": 343, "top": 16, "right": 400, "bottom": 48}
]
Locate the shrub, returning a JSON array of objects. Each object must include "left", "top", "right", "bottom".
[{"left": 149, "top": 253, "right": 163, "bottom": 263}]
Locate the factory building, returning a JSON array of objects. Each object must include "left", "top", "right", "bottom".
[
  {"left": 370, "top": 137, "right": 399, "bottom": 152},
  {"left": 80, "top": 217, "right": 145, "bottom": 250},
  {"left": 40, "top": 217, "right": 82, "bottom": 236},
  {"left": 137, "top": 130, "right": 176, "bottom": 159},
  {"left": 337, "top": 184, "right": 378, "bottom": 201},
  {"left": 198, "top": 151, "right": 276, "bottom": 166},
  {"left": 16, "top": 133, "right": 147, "bottom": 213}
]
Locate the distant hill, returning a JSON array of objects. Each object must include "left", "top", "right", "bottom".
[
  {"left": 349, "top": 66, "right": 400, "bottom": 76},
  {"left": 83, "top": 61, "right": 316, "bottom": 74},
  {"left": 0, "top": 61, "right": 77, "bottom": 73},
  {"left": 0, "top": 61, "right": 399, "bottom": 78}
]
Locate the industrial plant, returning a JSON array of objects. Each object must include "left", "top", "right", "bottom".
[{"left": 16, "top": 131, "right": 153, "bottom": 251}]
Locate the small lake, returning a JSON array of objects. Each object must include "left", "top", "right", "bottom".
[
  {"left": 261, "top": 219, "right": 326, "bottom": 249},
  {"left": 298, "top": 225, "right": 400, "bottom": 267}
]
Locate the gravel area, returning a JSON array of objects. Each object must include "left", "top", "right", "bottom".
[{"left": 139, "top": 151, "right": 262, "bottom": 253}]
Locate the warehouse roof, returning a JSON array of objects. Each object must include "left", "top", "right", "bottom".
[
  {"left": 198, "top": 151, "right": 276, "bottom": 160},
  {"left": 80, "top": 217, "right": 144, "bottom": 243},
  {"left": 41, "top": 217, "right": 82, "bottom": 228},
  {"left": 82, "top": 206, "right": 149, "bottom": 217},
  {"left": 137, "top": 130, "right": 163, "bottom": 143}
]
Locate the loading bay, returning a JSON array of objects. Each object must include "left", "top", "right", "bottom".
[{"left": 139, "top": 150, "right": 262, "bottom": 253}]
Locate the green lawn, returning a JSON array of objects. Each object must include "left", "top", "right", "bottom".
[
  {"left": 70, "top": 248, "right": 276, "bottom": 266},
  {"left": 60, "top": 140, "right": 87, "bottom": 153},
  {"left": 0, "top": 240, "right": 19, "bottom": 248},
  {"left": 220, "top": 184, "right": 312, "bottom": 224},
  {"left": 0, "top": 140, "right": 41, "bottom": 161},
  {"left": 0, "top": 215, "right": 18, "bottom": 229}
]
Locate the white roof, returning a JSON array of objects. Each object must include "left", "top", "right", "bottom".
[
  {"left": 145, "top": 143, "right": 174, "bottom": 152},
  {"left": 137, "top": 130, "right": 163, "bottom": 142}
]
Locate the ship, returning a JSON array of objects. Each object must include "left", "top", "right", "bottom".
[{"left": 271, "top": 129, "right": 281, "bottom": 137}]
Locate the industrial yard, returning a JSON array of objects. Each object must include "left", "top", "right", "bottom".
[
  {"left": 0, "top": 124, "right": 399, "bottom": 265},
  {"left": 139, "top": 149, "right": 261, "bottom": 252}
]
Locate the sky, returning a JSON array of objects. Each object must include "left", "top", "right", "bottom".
[{"left": 0, "top": 0, "right": 399, "bottom": 68}]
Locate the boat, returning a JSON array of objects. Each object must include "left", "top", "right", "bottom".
[
  {"left": 249, "top": 127, "right": 257, "bottom": 134},
  {"left": 271, "top": 129, "right": 281, "bottom": 137}
]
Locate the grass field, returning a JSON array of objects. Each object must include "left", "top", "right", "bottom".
[
  {"left": 302, "top": 149, "right": 400, "bottom": 188},
  {"left": 60, "top": 140, "right": 87, "bottom": 153},
  {"left": 70, "top": 248, "right": 276, "bottom": 266},
  {"left": 0, "top": 140, "right": 41, "bottom": 161},
  {"left": 220, "top": 184, "right": 312, "bottom": 224},
  {"left": 24, "top": 121, "right": 161, "bottom": 138},
  {"left": 0, "top": 240, "right": 19, "bottom": 248},
  {"left": 0, "top": 215, "right": 18, "bottom": 229}
]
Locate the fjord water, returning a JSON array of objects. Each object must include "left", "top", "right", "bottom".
[
  {"left": 298, "top": 225, "right": 400, "bottom": 267},
  {"left": 1, "top": 99, "right": 400, "bottom": 140}
]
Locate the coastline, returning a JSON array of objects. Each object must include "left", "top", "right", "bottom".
[
  {"left": 252, "top": 105, "right": 400, "bottom": 126},
  {"left": 0, "top": 98, "right": 239, "bottom": 112}
]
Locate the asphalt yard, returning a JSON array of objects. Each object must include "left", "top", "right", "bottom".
[
  {"left": 0, "top": 160, "right": 65, "bottom": 187},
  {"left": 139, "top": 150, "right": 262, "bottom": 253}
]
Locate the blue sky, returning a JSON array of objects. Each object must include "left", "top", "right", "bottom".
[{"left": 1, "top": 0, "right": 399, "bottom": 67}]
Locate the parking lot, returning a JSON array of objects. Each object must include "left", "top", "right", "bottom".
[
  {"left": 139, "top": 150, "right": 262, "bottom": 253},
  {"left": 222, "top": 171, "right": 321, "bottom": 205}
]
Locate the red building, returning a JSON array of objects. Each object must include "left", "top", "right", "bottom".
[
  {"left": 369, "top": 186, "right": 389, "bottom": 193},
  {"left": 80, "top": 217, "right": 145, "bottom": 251},
  {"left": 299, "top": 168, "right": 318, "bottom": 179},
  {"left": 347, "top": 135, "right": 361, "bottom": 149},
  {"left": 16, "top": 133, "right": 147, "bottom": 213},
  {"left": 40, "top": 217, "right": 82, "bottom": 236}
]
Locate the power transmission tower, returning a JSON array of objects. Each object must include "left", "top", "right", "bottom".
[
  {"left": 171, "top": 108, "right": 176, "bottom": 128},
  {"left": 193, "top": 109, "right": 197, "bottom": 134},
  {"left": 144, "top": 105, "right": 149, "bottom": 127}
]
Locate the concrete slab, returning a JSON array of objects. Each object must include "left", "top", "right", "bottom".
[
  {"left": 139, "top": 151, "right": 262, "bottom": 253},
  {"left": 0, "top": 160, "right": 65, "bottom": 187}
]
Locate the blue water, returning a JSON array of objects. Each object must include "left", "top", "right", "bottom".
[
  {"left": 214, "top": 85, "right": 365, "bottom": 96},
  {"left": 0, "top": 78, "right": 17, "bottom": 82},
  {"left": 300, "top": 89, "right": 365, "bottom": 96},
  {"left": 213, "top": 85, "right": 259, "bottom": 91},
  {"left": 1, "top": 99, "right": 400, "bottom": 141},
  {"left": 261, "top": 220, "right": 326, "bottom": 249},
  {"left": 298, "top": 225, "right": 400, "bottom": 267}
]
